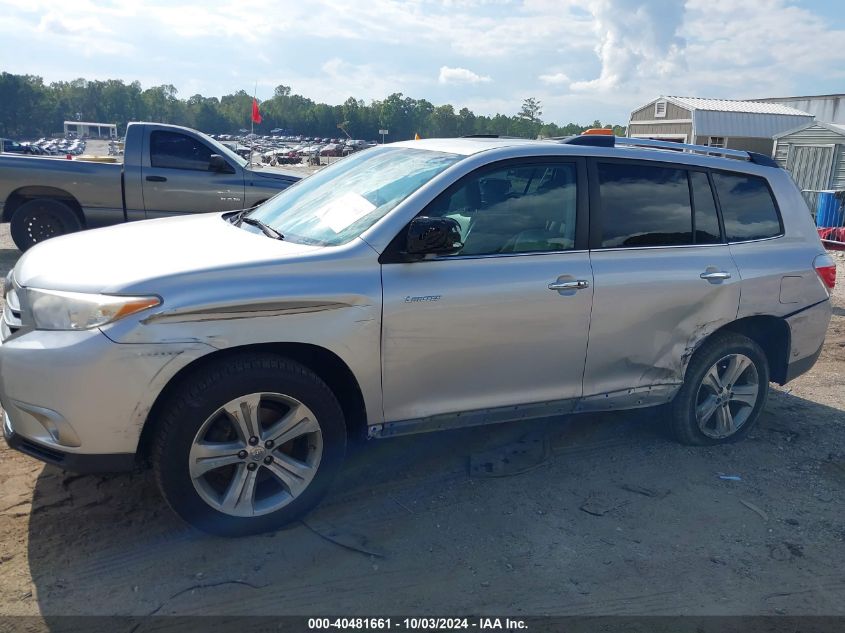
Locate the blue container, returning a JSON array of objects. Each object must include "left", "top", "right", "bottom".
[{"left": 816, "top": 191, "right": 845, "bottom": 228}]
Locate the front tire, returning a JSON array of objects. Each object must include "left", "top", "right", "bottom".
[
  {"left": 10, "top": 198, "right": 82, "bottom": 252},
  {"left": 670, "top": 333, "right": 769, "bottom": 446},
  {"left": 152, "top": 354, "right": 346, "bottom": 536}
]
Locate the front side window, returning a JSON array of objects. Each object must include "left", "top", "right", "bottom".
[
  {"left": 713, "top": 172, "right": 782, "bottom": 242},
  {"left": 249, "top": 146, "right": 461, "bottom": 246},
  {"left": 423, "top": 162, "right": 578, "bottom": 256},
  {"left": 150, "top": 131, "right": 215, "bottom": 171},
  {"left": 597, "top": 162, "right": 693, "bottom": 247}
]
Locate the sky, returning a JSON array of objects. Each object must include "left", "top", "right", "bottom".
[{"left": 1, "top": 0, "right": 844, "bottom": 125}]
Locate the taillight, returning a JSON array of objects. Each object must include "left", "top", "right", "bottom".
[{"left": 814, "top": 253, "right": 837, "bottom": 290}]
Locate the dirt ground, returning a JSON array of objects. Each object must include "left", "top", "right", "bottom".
[{"left": 0, "top": 225, "right": 843, "bottom": 621}]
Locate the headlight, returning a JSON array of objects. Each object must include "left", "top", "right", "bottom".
[{"left": 27, "top": 288, "right": 161, "bottom": 331}]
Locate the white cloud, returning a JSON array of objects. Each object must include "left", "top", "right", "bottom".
[
  {"left": 36, "top": 10, "right": 111, "bottom": 35},
  {"left": 539, "top": 72, "right": 570, "bottom": 85},
  {"left": 2, "top": 0, "right": 845, "bottom": 125},
  {"left": 438, "top": 66, "right": 491, "bottom": 85},
  {"left": 569, "top": 0, "right": 686, "bottom": 93}
]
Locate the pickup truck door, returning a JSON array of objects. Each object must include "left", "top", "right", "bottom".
[
  {"left": 379, "top": 158, "right": 593, "bottom": 429},
  {"left": 140, "top": 129, "right": 245, "bottom": 218}
]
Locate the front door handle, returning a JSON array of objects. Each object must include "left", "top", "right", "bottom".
[
  {"left": 548, "top": 279, "right": 590, "bottom": 291},
  {"left": 700, "top": 270, "right": 731, "bottom": 281},
  {"left": 146, "top": 175, "right": 167, "bottom": 182}
]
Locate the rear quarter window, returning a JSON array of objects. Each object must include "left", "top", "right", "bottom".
[{"left": 712, "top": 172, "right": 782, "bottom": 242}]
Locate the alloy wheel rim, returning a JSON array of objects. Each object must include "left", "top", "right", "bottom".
[
  {"left": 695, "top": 353, "right": 760, "bottom": 439},
  {"left": 189, "top": 392, "right": 323, "bottom": 517}
]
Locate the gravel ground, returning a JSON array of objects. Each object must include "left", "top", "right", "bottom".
[{"left": 0, "top": 226, "right": 843, "bottom": 621}]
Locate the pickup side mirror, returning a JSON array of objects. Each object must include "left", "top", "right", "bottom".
[
  {"left": 209, "top": 154, "right": 235, "bottom": 173},
  {"left": 405, "top": 216, "right": 463, "bottom": 256}
]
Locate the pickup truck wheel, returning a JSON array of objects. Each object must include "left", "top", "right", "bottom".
[
  {"left": 152, "top": 354, "right": 347, "bottom": 536},
  {"left": 670, "top": 333, "right": 769, "bottom": 445},
  {"left": 10, "top": 199, "right": 82, "bottom": 252}
]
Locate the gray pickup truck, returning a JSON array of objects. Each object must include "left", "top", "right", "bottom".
[{"left": 0, "top": 122, "right": 300, "bottom": 251}]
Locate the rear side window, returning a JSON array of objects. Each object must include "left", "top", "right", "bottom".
[
  {"left": 150, "top": 131, "right": 214, "bottom": 171},
  {"left": 712, "top": 173, "right": 782, "bottom": 242},
  {"left": 597, "top": 163, "right": 693, "bottom": 247}
]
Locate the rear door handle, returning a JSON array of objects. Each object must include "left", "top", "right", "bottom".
[
  {"left": 548, "top": 280, "right": 590, "bottom": 291},
  {"left": 146, "top": 175, "right": 167, "bottom": 182},
  {"left": 700, "top": 270, "right": 731, "bottom": 281}
]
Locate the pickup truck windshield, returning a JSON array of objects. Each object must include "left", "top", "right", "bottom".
[{"left": 247, "top": 146, "right": 461, "bottom": 245}]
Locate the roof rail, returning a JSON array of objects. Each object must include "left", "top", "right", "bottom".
[
  {"left": 616, "top": 137, "right": 750, "bottom": 158},
  {"left": 560, "top": 135, "right": 780, "bottom": 168},
  {"left": 461, "top": 134, "right": 525, "bottom": 139}
]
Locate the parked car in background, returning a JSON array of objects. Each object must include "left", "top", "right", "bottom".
[
  {"left": 319, "top": 143, "right": 342, "bottom": 157},
  {"left": 1, "top": 139, "right": 38, "bottom": 155},
  {"left": 0, "top": 135, "right": 832, "bottom": 536},
  {"left": 0, "top": 122, "right": 300, "bottom": 251}
]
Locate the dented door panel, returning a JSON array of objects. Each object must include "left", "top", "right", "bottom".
[{"left": 583, "top": 245, "right": 741, "bottom": 400}]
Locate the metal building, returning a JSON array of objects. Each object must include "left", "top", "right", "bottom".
[
  {"left": 773, "top": 121, "right": 845, "bottom": 212},
  {"left": 627, "top": 96, "right": 814, "bottom": 154},
  {"left": 753, "top": 94, "right": 845, "bottom": 125},
  {"left": 63, "top": 121, "right": 118, "bottom": 139}
]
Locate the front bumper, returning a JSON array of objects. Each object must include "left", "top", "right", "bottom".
[
  {"left": 0, "top": 328, "right": 213, "bottom": 469},
  {"left": 4, "top": 414, "right": 136, "bottom": 472}
]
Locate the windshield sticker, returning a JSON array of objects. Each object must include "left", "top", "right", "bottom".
[{"left": 317, "top": 192, "right": 376, "bottom": 233}]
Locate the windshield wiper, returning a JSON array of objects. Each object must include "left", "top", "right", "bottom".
[
  {"left": 239, "top": 216, "right": 285, "bottom": 240},
  {"left": 231, "top": 204, "right": 261, "bottom": 225}
]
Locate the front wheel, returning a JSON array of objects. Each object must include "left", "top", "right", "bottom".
[
  {"left": 152, "top": 354, "right": 347, "bottom": 536},
  {"left": 670, "top": 333, "right": 769, "bottom": 445}
]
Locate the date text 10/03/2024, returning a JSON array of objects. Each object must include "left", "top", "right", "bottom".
[{"left": 308, "top": 618, "right": 528, "bottom": 630}]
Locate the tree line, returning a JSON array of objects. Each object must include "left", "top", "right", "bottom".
[{"left": 0, "top": 73, "right": 626, "bottom": 141}]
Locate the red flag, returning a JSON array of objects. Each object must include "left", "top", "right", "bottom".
[{"left": 251, "top": 98, "right": 262, "bottom": 124}]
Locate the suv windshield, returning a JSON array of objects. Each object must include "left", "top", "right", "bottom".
[{"left": 247, "top": 146, "right": 461, "bottom": 245}]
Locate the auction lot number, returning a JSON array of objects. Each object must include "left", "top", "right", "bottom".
[{"left": 308, "top": 618, "right": 527, "bottom": 630}]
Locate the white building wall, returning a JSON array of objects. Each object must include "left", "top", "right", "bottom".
[{"left": 693, "top": 111, "right": 814, "bottom": 137}]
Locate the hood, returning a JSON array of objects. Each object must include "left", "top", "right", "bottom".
[
  {"left": 247, "top": 165, "right": 303, "bottom": 182},
  {"left": 14, "top": 213, "right": 321, "bottom": 294}
]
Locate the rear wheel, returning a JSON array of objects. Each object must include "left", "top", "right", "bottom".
[
  {"left": 670, "top": 333, "right": 769, "bottom": 445},
  {"left": 10, "top": 198, "right": 82, "bottom": 251},
  {"left": 152, "top": 354, "right": 346, "bottom": 536}
]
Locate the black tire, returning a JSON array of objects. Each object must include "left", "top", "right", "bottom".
[
  {"left": 670, "top": 333, "right": 769, "bottom": 446},
  {"left": 152, "top": 353, "right": 347, "bottom": 537},
  {"left": 10, "top": 198, "right": 82, "bottom": 252}
]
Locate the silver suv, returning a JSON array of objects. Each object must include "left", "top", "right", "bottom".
[{"left": 0, "top": 135, "right": 835, "bottom": 536}]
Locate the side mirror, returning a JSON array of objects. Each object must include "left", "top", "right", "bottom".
[
  {"left": 209, "top": 154, "right": 234, "bottom": 173},
  {"left": 406, "top": 216, "right": 463, "bottom": 256}
]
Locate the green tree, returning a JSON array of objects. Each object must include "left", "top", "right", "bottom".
[
  {"left": 430, "top": 104, "right": 458, "bottom": 137},
  {"left": 0, "top": 72, "right": 627, "bottom": 141},
  {"left": 518, "top": 97, "right": 543, "bottom": 123}
]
